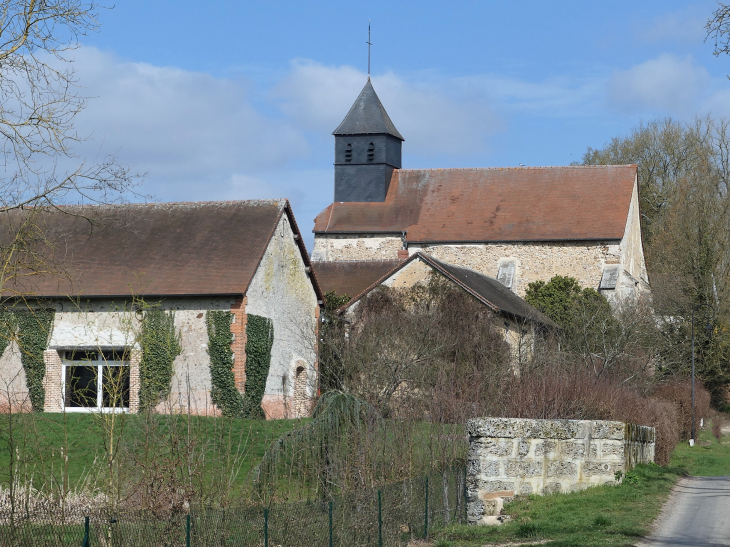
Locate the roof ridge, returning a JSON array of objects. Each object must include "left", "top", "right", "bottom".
[
  {"left": 395, "top": 165, "right": 637, "bottom": 172},
  {"left": 51, "top": 199, "right": 288, "bottom": 210}
]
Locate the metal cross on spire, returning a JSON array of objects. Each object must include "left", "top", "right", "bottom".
[{"left": 366, "top": 21, "right": 372, "bottom": 77}]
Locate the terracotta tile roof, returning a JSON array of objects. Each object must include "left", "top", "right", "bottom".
[
  {"left": 3, "top": 200, "right": 322, "bottom": 299},
  {"left": 312, "top": 260, "right": 402, "bottom": 298},
  {"left": 313, "top": 165, "right": 637, "bottom": 242},
  {"left": 339, "top": 252, "right": 557, "bottom": 328}
]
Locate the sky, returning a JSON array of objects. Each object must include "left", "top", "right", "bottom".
[{"left": 64, "top": 0, "right": 730, "bottom": 248}]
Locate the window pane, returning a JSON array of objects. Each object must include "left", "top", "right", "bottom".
[
  {"left": 102, "top": 365, "right": 130, "bottom": 408},
  {"left": 65, "top": 366, "right": 98, "bottom": 408}
]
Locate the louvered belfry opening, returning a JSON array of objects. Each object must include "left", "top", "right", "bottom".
[{"left": 333, "top": 79, "right": 404, "bottom": 202}]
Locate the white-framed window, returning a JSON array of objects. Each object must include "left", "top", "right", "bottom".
[{"left": 62, "top": 349, "right": 130, "bottom": 411}]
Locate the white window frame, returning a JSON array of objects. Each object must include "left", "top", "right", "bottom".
[{"left": 61, "top": 349, "right": 130, "bottom": 413}]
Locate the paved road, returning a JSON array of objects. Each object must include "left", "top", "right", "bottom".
[{"left": 638, "top": 476, "right": 730, "bottom": 547}]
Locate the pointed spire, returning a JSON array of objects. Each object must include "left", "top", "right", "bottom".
[{"left": 333, "top": 79, "right": 404, "bottom": 140}]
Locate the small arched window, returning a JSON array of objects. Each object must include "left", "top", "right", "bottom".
[
  {"left": 367, "top": 142, "right": 375, "bottom": 162},
  {"left": 345, "top": 143, "right": 352, "bottom": 162}
]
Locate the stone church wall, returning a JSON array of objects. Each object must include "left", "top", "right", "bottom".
[
  {"left": 313, "top": 235, "right": 619, "bottom": 297},
  {"left": 467, "top": 417, "right": 655, "bottom": 524}
]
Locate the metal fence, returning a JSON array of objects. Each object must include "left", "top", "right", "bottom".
[{"left": 0, "top": 467, "right": 466, "bottom": 546}]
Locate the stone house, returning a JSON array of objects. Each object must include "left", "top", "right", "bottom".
[
  {"left": 336, "top": 252, "right": 557, "bottom": 364},
  {"left": 311, "top": 79, "right": 650, "bottom": 304},
  {"left": 0, "top": 200, "right": 323, "bottom": 418}
]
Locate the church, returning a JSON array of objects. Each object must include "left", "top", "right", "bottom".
[{"left": 312, "top": 79, "right": 650, "bottom": 303}]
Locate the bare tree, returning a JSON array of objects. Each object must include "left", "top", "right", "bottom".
[
  {"left": 707, "top": 3, "right": 730, "bottom": 71},
  {"left": 0, "top": 1, "right": 139, "bottom": 213}
]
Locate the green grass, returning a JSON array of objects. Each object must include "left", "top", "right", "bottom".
[
  {"left": 0, "top": 413, "right": 301, "bottom": 494},
  {"left": 669, "top": 422, "right": 730, "bottom": 476}
]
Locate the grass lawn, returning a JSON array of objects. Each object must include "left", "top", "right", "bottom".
[
  {"left": 429, "top": 418, "right": 730, "bottom": 547},
  {"left": 0, "top": 412, "right": 302, "bottom": 493},
  {"left": 669, "top": 422, "right": 730, "bottom": 476}
]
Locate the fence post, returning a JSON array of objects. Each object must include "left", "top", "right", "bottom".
[
  {"left": 264, "top": 507, "right": 269, "bottom": 547},
  {"left": 424, "top": 476, "right": 429, "bottom": 539},
  {"left": 82, "top": 516, "right": 89, "bottom": 547},
  {"left": 329, "top": 501, "right": 333, "bottom": 547},
  {"left": 186, "top": 514, "right": 191, "bottom": 547},
  {"left": 378, "top": 490, "right": 382, "bottom": 547}
]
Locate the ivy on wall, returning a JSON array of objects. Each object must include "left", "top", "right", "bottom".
[
  {"left": 243, "top": 314, "right": 274, "bottom": 419},
  {"left": 16, "top": 309, "right": 55, "bottom": 412},
  {"left": 138, "top": 308, "right": 182, "bottom": 411},
  {"left": 205, "top": 311, "right": 274, "bottom": 418},
  {"left": 206, "top": 310, "right": 246, "bottom": 417}
]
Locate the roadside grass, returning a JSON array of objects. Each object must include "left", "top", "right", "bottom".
[
  {"left": 669, "top": 420, "right": 730, "bottom": 476},
  {"left": 431, "top": 463, "right": 683, "bottom": 546}
]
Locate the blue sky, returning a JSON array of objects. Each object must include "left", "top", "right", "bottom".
[{"left": 70, "top": 1, "right": 729, "bottom": 248}]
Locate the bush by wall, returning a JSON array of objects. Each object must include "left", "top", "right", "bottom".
[
  {"left": 138, "top": 308, "right": 182, "bottom": 411},
  {"left": 16, "top": 309, "right": 54, "bottom": 412}
]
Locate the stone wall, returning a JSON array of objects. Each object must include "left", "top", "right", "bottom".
[
  {"left": 246, "top": 212, "right": 320, "bottom": 419},
  {"left": 313, "top": 236, "right": 621, "bottom": 298},
  {"left": 466, "top": 417, "right": 655, "bottom": 524}
]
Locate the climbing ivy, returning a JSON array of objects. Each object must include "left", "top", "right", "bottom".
[
  {"left": 138, "top": 308, "right": 182, "bottom": 411},
  {"left": 0, "top": 310, "right": 17, "bottom": 361},
  {"left": 243, "top": 314, "right": 274, "bottom": 419},
  {"left": 206, "top": 310, "right": 246, "bottom": 417},
  {"left": 16, "top": 308, "right": 55, "bottom": 412}
]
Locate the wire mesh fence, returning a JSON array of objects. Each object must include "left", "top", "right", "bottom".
[{"left": 0, "top": 467, "right": 466, "bottom": 546}]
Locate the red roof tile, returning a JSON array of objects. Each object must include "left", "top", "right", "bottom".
[
  {"left": 312, "top": 260, "right": 402, "bottom": 298},
  {"left": 313, "top": 165, "right": 637, "bottom": 242},
  {"left": 3, "top": 200, "right": 322, "bottom": 299}
]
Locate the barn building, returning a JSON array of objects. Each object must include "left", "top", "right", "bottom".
[{"left": 0, "top": 200, "right": 322, "bottom": 418}]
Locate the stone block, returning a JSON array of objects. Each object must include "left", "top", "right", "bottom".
[
  {"left": 480, "top": 497, "right": 504, "bottom": 516},
  {"left": 600, "top": 441, "right": 625, "bottom": 458},
  {"left": 534, "top": 440, "right": 556, "bottom": 457},
  {"left": 477, "top": 439, "right": 515, "bottom": 457},
  {"left": 467, "top": 418, "right": 525, "bottom": 438},
  {"left": 479, "top": 480, "right": 516, "bottom": 492},
  {"left": 582, "top": 461, "right": 618, "bottom": 477},
  {"left": 544, "top": 482, "right": 562, "bottom": 494},
  {"left": 467, "top": 458, "right": 480, "bottom": 476},
  {"left": 505, "top": 460, "right": 543, "bottom": 478},
  {"left": 478, "top": 490, "right": 515, "bottom": 500},
  {"left": 591, "top": 420, "right": 625, "bottom": 440},
  {"left": 546, "top": 461, "right": 578, "bottom": 477},
  {"left": 519, "top": 483, "right": 533, "bottom": 495},
  {"left": 479, "top": 459, "right": 501, "bottom": 477},
  {"left": 561, "top": 441, "right": 597, "bottom": 459},
  {"left": 517, "top": 438, "right": 531, "bottom": 457}
]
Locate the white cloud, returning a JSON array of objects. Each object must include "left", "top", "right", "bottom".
[
  {"left": 642, "top": 6, "right": 708, "bottom": 44},
  {"left": 274, "top": 60, "right": 501, "bottom": 155},
  {"left": 72, "top": 47, "right": 309, "bottom": 187},
  {"left": 607, "top": 54, "right": 710, "bottom": 114}
]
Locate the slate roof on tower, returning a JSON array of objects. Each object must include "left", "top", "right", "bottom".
[
  {"left": 332, "top": 79, "right": 404, "bottom": 140},
  {"left": 314, "top": 165, "right": 638, "bottom": 243}
]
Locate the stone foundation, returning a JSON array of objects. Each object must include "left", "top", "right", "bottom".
[{"left": 466, "top": 417, "right": 655, "bottom": 524}]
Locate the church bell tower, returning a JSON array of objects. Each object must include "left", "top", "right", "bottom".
[{"left": 332, "top": 79, "right": 404, "bottom": 202}]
